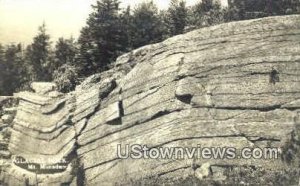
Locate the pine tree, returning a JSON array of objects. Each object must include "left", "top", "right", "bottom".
[
  {"left": 190, "top": 0, "right": 225, "bottom": 27},
  {"left": 77, "top": 0, "right": 128, "bottom": 76},
  {"left": 159, "top": 10, "right": 172, "bottom": 40},
  {"left": 271, "top": 0, "right": 300, "bottom": 15},
  {"left": 54, "top": 37, "right": 77, "bottom": 69},
  {"left": 167, "top": 0, "right": 188, "bottom": 36},
  {"left": 53, "top": 37, "right": 79, "bottom": 92},
  {"left": 77, "top": 26, "right": 94, "bottom": 75},
  {"left": 0, "top": 44, "right": 28, "bottom": 95},
  {"left": 4, "top": 44, "right": 24, "bottom": 94},
  {"left": 224, "top": 3, "right": 242, "bottom": 21},
  {"left": 0, "top": 44, "right": 6, "bottom": 95},
  {"left": 131, "top": 1, "right": 165, "bottom": 48},
  {"left": 26, "top": 23, "right": 52, "bottom": 81},
  {"left": 228, "top": 0, "right": 300, "bottom": 19},
  {"left": 119, "top": 6, "right": 133, "bottom": 51}
]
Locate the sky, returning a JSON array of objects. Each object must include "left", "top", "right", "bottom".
[{"left": 0, "top": 0, "right": 228, "bottom": 45}]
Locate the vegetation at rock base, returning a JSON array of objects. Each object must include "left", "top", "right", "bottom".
[{"left": 0, "top": 0, "right": 300, "bottom": 95}]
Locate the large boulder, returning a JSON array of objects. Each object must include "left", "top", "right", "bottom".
[{"left": 76, "top": 15, "right": 300, "bottom": 185}]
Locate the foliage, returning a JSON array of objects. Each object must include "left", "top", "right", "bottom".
[
  {"left": 54, "top": 37, "right": 77, "bottom": 70},
  {"left": 0, "top": 44, "right": 6, "bottom": 95},
  {"left": 119, "top": 6, "right": 133, "bottom": 51},
  {"left": 77, "top": 26, "right": 95, "bottom": 76},
  {"left": 130, "top": 1, "right": 166, "bottom": 48},
  {"left": 228, "top": 0, "right": 300, "bottom": 20},
  {"left": 77, "top": 0, "right": 129, "bottom": 76},
  {"left": 25, "top": 23, "right": 52, "bottom": 81},
  {"left": 0, "top": 44, "right": 29, "bottom": 95},
  {"left": 189, "top": 0, "right": 226, "bottom": 28},
  {"left": 53, "top": 64, "right": 79, "bottom": 93},
  {"left": 166, "top": 0, "right": 188, "bottom": 36}
]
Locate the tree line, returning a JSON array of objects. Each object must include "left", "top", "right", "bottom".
[{"left": 0, "top": 0, "right": 299, "bottom": 95}]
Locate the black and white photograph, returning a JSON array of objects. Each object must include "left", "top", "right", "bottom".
[{"left": 0, "top": 0, "right": 300, "bottom": 185}]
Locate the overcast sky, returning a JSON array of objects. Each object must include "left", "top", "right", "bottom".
[{"left": 0, "top": 0, "right": 228, "bottom": 45}]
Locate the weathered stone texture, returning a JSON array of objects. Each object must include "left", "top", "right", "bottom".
[
  {"left": 2, "top": 83, "right": 77, "bottom": 185},
  {"left": 76, "top": 15, "right": 300, "bottom": 185},
  {"left": 1, "top": 15, "right": 300, "bottom": 185}
]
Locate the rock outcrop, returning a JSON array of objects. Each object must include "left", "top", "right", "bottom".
[
  {"left": 1, "top": 83, "right": 77, "bottom": 185},
  {"left": 0, "top": 96, "right": 17, "bottom": 185},
  {"left": 1, "top": 15, "right": 300, "bottom": 185}
]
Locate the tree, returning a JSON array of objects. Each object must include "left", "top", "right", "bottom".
[
  {"left": 131, "top": 1, "right": 165, "bottom": 48},
  {"left": 4, "top": 44, "right": 20, "bottom": 94},
  {"left": 189, "top": 0, "right": 226, "bottom": 28},
  {"left": 166, "top": 0, "right": 188, "bottom": 36},
  {"left": 54, "top": 37, "right": 77, "bottom": 69},
  {"left": 53, "top": 64, "right": 79, "bottom": 93},
  {"left": 52, "top": 37, "right": 79, "bottom": 92},
  {"left": 225, "top": 0, "right": 243, "bottom": 21},
  {"left": 0, "top": 44, "right": 6, "bottom": 95},
  {"left": 26, "top": 23, "right": 52, "bottom": 81},
  {"left": 269, "top": 0, "right": 300, "bottom": 15},
  {"left": 228, "top": 0, "right": 300, "bottom": 20},
  {"left": 119, "top": 6, "right": 133, "bottom": 51},
  {"left": 77, "top": 0, "right": 128, "bottom": 76},
  {"left": 77, "top": 26, "right": 94, "bottom": 76},
  {"left": 0, "top": 44, "right": 28, "bottom": 95}
]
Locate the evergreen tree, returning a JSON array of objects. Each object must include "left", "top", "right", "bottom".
[
  {"left": 269, "top": 0, "right": 300, "bottom": 15},
  {"left": 224, "top": 4, "right": 242, "bottom": 21},
  {"left": 159, "top": 10, "right": 173, "bottom": 40},
  {"left": 0, "top": 44, "right": 28, "bottom": 95},
  {"left": 77, "top": 0, "right": 128, "bottom": 76},
  {"left": 77, "top": 26, "right": 94, "bottom": 76},
  {"left": 26, "top": 23, "right": 52, "bottom": 81},
  {"left": 228, "top": 0, "right": 300, "bottom": 19},
  {"left": 54, "top": 37, "right": 77, "bottom": 69},
  {"left": 0, "top": 44, "right": 6, "bottom": 95},
  {"left": 4, "top": 44, "right": 25, "bottom": 94},
  {"left": 190, "top": 0, "right": 226, "bottom": 27},
  {"left": 120, "top": 6, "right": 133, "bottom": 51},
  {"left": 53, "top": 37, "right": 79, "bottom": 92},
  {"left": 131, "top": 1, "right": 165, "bottom": 48},
  {"left": 167, "top": 0, "right": 188, "bottom": 36}
]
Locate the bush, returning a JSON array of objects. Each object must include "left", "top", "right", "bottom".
[{"left": 53, "top": 64, "right": 79, "bottom": 93}]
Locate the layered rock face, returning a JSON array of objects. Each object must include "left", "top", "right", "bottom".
[
  {"left": 1, "top": 15, "right": 300, "bottom": 185},
  {"left": 2, "top": 83, "right": 77, "bottom": 185},
  {"left": 0, "top": 97, "right": 16, "bottom": 167}
]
